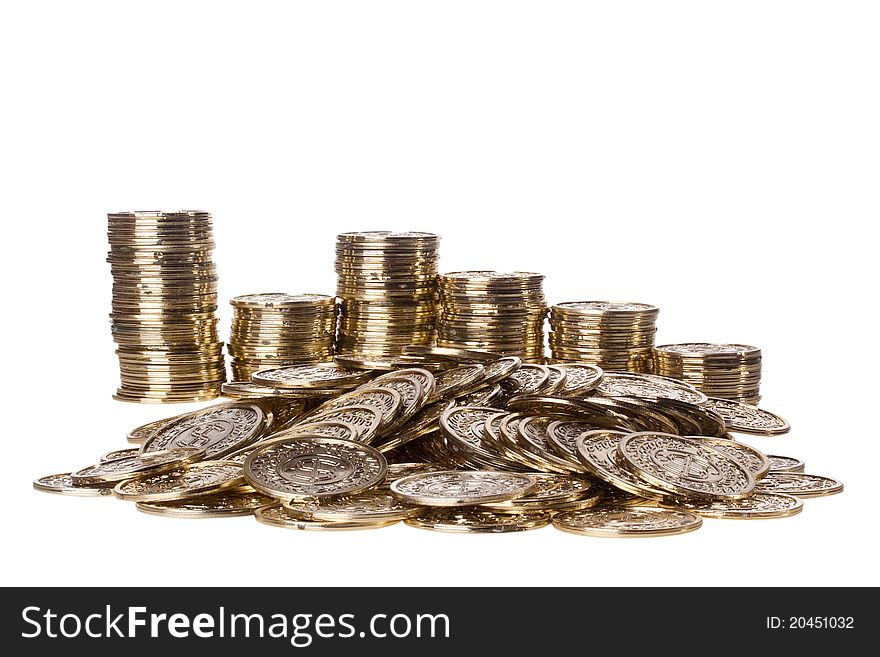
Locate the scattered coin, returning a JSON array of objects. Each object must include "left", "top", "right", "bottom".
[
  {"left": 480, "top": 473, "right": 596, "bottom": 511},
  {"left": 255, "top": 504, "right": 399, "bottom": 531},
  {"left": 135, "top": 489, "right": 275, "bottom": 518},
  {"left": 755, "top": 472, "right": 843, "bottom": 498},
  {"left": 244, "top": 436, "right": 387, "bottom": 500},
  {"left": 702, "top": 398, "right": 790, "bottom": 436},
  {"left": 575, "top": 430, "right": 667, "bottom": 499},
  {"left": 661, "top": 492, "right": 803, "bottom": 519},
  {"left": 767, "top": 455, "right": 805, "bottom": 473},
  {"left": 553, "top": 506, "right": 703, "bottom": 537},
  {"left": 433, "top": 364, "right": 486, "bottom": 398},
  {"left": 405, "top": 508, "right": 551, "bottom": 533},
  {"left": 284, "top": 487, "right": 424, "bottom": 522},
  {"left": 391, "top": 470, "right": 536, "bottom": 507},
  {"left": 100, "top": 448, "right": 141, "bottom": 462},
  {"left": 113, "top": 461, "right": 245, "bottom": 502},
  {"left": 33, "top": 473, "right": 114, "bottom": 497},
  {"left": 596, "top": 372, "right": 708, "bottom": 405},
  {"left": 141, "top": 402, "right": 270, "bottom": 459},
  {"left": 71, "top": 448, "right": 206, "bottom": 485},
  {"left": 617, "top": 432, "right": 755, "bottom": 500},
  {"left": 687, "top": 436, "right": 771, "bottom": 480},
  {"left": 305, "top": 405, "right": 384, "bottom": 443}
]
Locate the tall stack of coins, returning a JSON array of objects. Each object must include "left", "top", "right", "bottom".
[
  {"left": 438, "top": 271, "right": 547, "bottom": 362},
  {"left": 107, "top": 211, "right": 226, "bottom": 403},
  {"left": 228, "top": 293, "right": 337, "bottom": 382},
  {"left": 653, "top": 343, "right": 762, "bottom": 404},
  {"left": 548, "top": 301, "right": 658, "bottom": 372},
  {"left": 335, "top": 232, "right": 440, "bottom": 358}
]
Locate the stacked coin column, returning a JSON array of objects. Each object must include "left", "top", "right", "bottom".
[
  {"left": 548, "top": 301, "right": 659, "bottom": 372},
  {"left": 107, "top": 211, "right": 226, "bottom": 402},
  {"left": 228, "top": 293, "right": 337, "bottom": 382},
  {"left": 653, "top": 343, "right": 762, "bottom": 404},
  {"left": 335, "top": 232, "right": 440, "bottom": 358},
  {"left": 437, "top": 271, "right": 547, "bottom": 362}
]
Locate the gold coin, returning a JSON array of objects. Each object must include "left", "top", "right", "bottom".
[
  {"left": 71, "top": 447, "right": 206, "bottom": 485},
  {"left": 553, "top": 506, "right": 702, "bottom": 537},
  {"left": 661, "top": 492, "right": 803, "bottom": 519},
  {"left": 755, "top": 472, "right": 843, "bottom": 498},
  {"left": 404, "top": 508, "right": 551, "bottom": 533},
  {"left": 767, "top": 455, "right": 805, "bottom": 473},
  {"left": 33, "top": 473, "right": 114, "bottom": 497},
  {"left": 135, "top": 489, "right": 275, "bottom": 518},
  {"left": 113, "top": 461, "right": 245, "bottom": 502},
  {"left": 255, "top": 504, "right": 399, "bottom": 530},
  {"left": 284, "top": 487, "right": 424, "bottom": 521}
]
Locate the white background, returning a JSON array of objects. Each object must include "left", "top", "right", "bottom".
[{"left": 1, "top": 1, "right": 877, "bottom": 587}]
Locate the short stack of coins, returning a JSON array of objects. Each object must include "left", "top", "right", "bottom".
[
  {"left": 653, "top": 343, "right": 762, "bottom": 404},
  {"left": 548, "top": 301, "right": 658, "bottom": 372},
  {"left": 335, "top": 231, "right": 440, "bottom": 358},
  {"left": 438, "top": 271, "right": 547, "bottom": 362},
  {"left": 228, "top": 293, "right": 337, "bottom": 382},
  {"left": 107, "top": 211, "right": 226, "bottom": 403}
]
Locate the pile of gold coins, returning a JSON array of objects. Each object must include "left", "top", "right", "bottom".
[
  {"left": 107, "top": 211, "right": 226, "bottom": 403},
  {"left": 438, "top": 271, "right": 547, "bottom": 362},
  {"left": 36, "top": 349, "right": 841, "bottom": 537},
  {"left": 335, "top": 232, "right": 440, "bottom": 359},
  {"left": 653, "top": 343, "right": 762, "bottom": 404},
  {"left": 548, "top": 301, "right": 658, "bottom": 372},
  {"left": 228, "top": 293, "right": 337, "bottom": 381}
]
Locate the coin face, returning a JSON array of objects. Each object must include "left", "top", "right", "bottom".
[
  {"left": 135, "top": 489, "right": 275, "bottom": 518},
  {"left": 230, "top": 292, "right": 332, "bottom": 308},
  {"left": 370, "top": 376, "right": 427, "bottom": 430},
  {"left": 574, "top": 431, "right": 666, "bottom": 499},
  {"left": 755, "top": 472, "right": 843, "bottom": 498},
  {"left": 284, "top": 487, "right": 424, "bottom": 521},
  {"left": 596, "top": 373, "right": 708, "bottom": 405},
  {"left": 252, "top": 363, "right": 373, "bottom": 389},
  {"left": 481, "top": 357, "right": 522, "bottom": 385},
  {"left": 220, "top": 381, "right": 282, "bottom": 398},
  {"left": 767, "top": 455, "right": 805, "bottom": 473},
  {"left": 71, "top": 448, "right": 206, "bottom": 484},
  {"left": 113, "top": 461, "right": 245, "bottom": 502},
  {"left": 385, "top": 462, "right": 446, "bottom": 482},
  {"left": 687, "top": 436, "right": 770, "bottom": 480},
  {"left": 141, "top": 403, "right": 269, "bottom": 460},
  {"left": 661, "top": 492, "right": 803, "bottom": 519},
  {"left": 274, "top": 421, "right": 361, "bottom": 442},
  {"left": 402, "top": 345, "right": 500, "bottom": 363},
  {"left": 390, "top": 470, "right": 536, "bottom": 506},
  {"left": 499, "top": 364, "right": 550, "bottom": 395},
  {"left": 306, "top": 405, "right": 383, "bottom": 443},
  {"left": 100, "top": 448, "right": 141, "bottom": 462},
  {"left": 244, "top": 436, "right": 387, "bottom": 501},
  {"left": 33, "top": 473, "right": 114, "bottom": 497},
  {"left": 547, "top": 420, "right": 610, "bottom": 459},
  {"left": 556, "top": 364, "right": 604, "bottom": 396},
  {"left": 255, "top": 504, "right": 399, "bottom": 531},
  {"left": 405, "top": 508, "right": 551, "bottom": 533},
  {"left": 553, "top": 506, "right": 703, "bottom": 537},
  {"left": 373, "top": 368, "right": 436, "bottom": 400},
  {"left": 126, "top": 414, "right": 186, "bottom": 444},
  {"left": 311, "top": 387, "right": 403, "bottom": 432},
  {"left": 481, "top": 473, "right": 594, "bottom": 510},
  {"left": 655, "top": 343, "right": 760, "bottom": 357},
  {"left": 702, "top": 398, "right": 790, "bottom": 436},
  {"left": 515, "top": 416, "right": 580, "bottom": 473},
  {"left": 618, "top": 433, "right": 755, "bottom": 500},
  {"left": 433, "top": 364, "right": 486, "bottom": 398},
  {"left": 455, "top": 384, "right": 504, "bottom": 407}
]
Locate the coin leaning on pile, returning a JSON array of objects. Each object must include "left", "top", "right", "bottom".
[{"left": 35, "top": 352, "right": 842, "bottom": 535}]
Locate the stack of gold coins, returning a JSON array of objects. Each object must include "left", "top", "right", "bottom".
[
  {"left": 653, "top": 343, "right": 762, "bottom": 404},
  {"left": 228, "top": 293, "right": 337, "bottom": 382},
  {"left": 438, "top": 271, "right": 547, "bottom": 362},
  {"left": 548, "top": 301, "right": 658, "bottom": 372},
  {"left": 107, "top": 211, "right": 226, "bottom": 403},
  {"left": 335, "top": 231, "right": 440, "bottom": 358}
]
